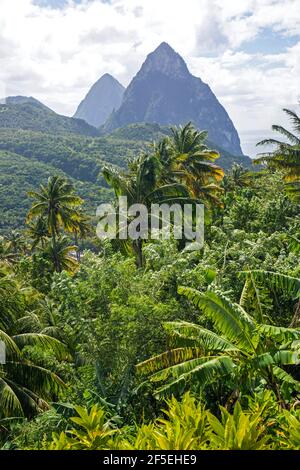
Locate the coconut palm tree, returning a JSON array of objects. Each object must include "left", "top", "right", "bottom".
[
  {"left": 26, "top": 217, "right": 49, "bottom": 250},
  {"left": 103, "top": 154, "right": 193, "bottom": 268},
  {"left": 42, "top": 236, "right": 78, "bottom": 274},
  {"left": 137, "top": 274, "right": 300, "bottom": 404},
  {"left": 222, "top": 163, "right": 254, "bottom": 193},
  {"left": 68, "top": 213, "right": 92, "bottom": 261},
  {"left": 156, "top": 123, "right": 224, "bottom": 207},
  {"left": 26, "top": 176, "right": 83, "bottom": 271},
  {"left": 3, "top": 231, "right": 26, "bottom": 256},
  {"left": 255, "top": 108, "right": 300, "bottom": 201}
]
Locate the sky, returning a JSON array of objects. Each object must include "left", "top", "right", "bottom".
[{"left": 0, "top": 0, "right": 299, "bottom": 156}]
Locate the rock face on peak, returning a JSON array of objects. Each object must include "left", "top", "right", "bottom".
[
  {"left": 139, "top": 42, "right": 190, "bottom": 79},
  {"left": 74, "top": 74, "right": 125, "bottom": 128},
  {"left": 103, "top": 43, "right": 243, "bottom": 155}
]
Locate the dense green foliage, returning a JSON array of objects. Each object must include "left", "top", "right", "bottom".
[
  {"left": 256, "top": 108, "right": 300, "bottom": 201},
  {"left": 0, "top": 149, "right": 111, "bottom": 233},
  {"left": 0, "top": 122, "right": 251, "bottom": 234},
  {"left": 0, "top": 115, "right": 299, "bottom": 450}
]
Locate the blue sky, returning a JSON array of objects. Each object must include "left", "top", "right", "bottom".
[{"left": 0, "top": 0, "right": 299, "bottom": 156}]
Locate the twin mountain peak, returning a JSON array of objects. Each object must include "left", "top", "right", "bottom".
[
  {"left": 3, "top": 43, "right": 243, "bottom": 156},
  {"left": 74, "top": 42, "right": 243, "bottom": 156}
]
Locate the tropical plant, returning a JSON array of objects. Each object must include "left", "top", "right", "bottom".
[
  {"left": 41, "top": 236, "right": 78, "bottom": 274},
  {"left": 0, "top": 272, "right": 68, "bottom": 418},
  {"left": 0, "top": 237, "right": 18, "bottom": 265},
  {"left": 67, "top": 212, "right": 92, "bottom": 261},
  {"left": 279, "top": 409, "right": 300, "bottom": 449},
  {"left": 44, "top": 392, "right": 300, "bottom": 450},
  {"left": 240, "top": 270, "right": 300, "bottom": 326},
  {"left": 117, "top": 392, "right": 208, "bottom": 450},
  {"left": 156, "top": 122, "right": 224, "bottom": 207},
  {"left": 137, "top": 285, "right": 300, "bottom": 403},
  {"left": 103, "top": 154, "right": 192, "bottom": 267},
  {"left": 26, "top": 217, "right": 49, "bottom": 250},
  {"left": 47, "top": 405, "right": 119, "bottom": 450},
  {"left": 206, "top": 401, "right": 270, "bottom": 449},
  {"left": 255, "top": 108, "right": 300, "bottom": 201},
  {"left": 26, "top": 176, "right": 83, "bottom": 271},
  {"left": 222, "top": 163, "right": 255, "bottom": 195},
  {"left": 3, "top": 230, "right": 27, "bottom": 256}
]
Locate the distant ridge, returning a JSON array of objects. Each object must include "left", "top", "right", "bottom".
[{"left": 0, "top": 96, "right": 100, "bottom": 137}]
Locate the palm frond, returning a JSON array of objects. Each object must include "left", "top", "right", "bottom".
[
  {"left": 0, "top": 378, "right": 23, "bottom": 418},
  {"left": 12, "top": 334, "right": 70, "bottom": 360}
]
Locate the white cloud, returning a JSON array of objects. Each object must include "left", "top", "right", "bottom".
[{"left": 0, "top": 0, "right": 299, "bottom": 156}]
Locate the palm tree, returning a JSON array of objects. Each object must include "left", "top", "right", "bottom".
[
  {"left": 137, "top": 275, "right": 300, "bottom": 404},
  {"left": 103, "top": 154, "right": 192, "bottom": 268},
  {"left": 0, "top": 272, "right": 68, "bottom": 418},
  {"left": 156, "top": 123, "right": 224, "bottom": 207},
  {"left": 255, "top": 108, "right": 300, "bottom": 201},
  {"left": 26, "top": 176, "right": 83, "bottom": 272},
  {"left": 3, "top": 230, "right": 26, "bottom": 255},
  {"left": 68, "top": 213, "right": 92, "bottom": 262},
  {"left": 222, "top": 163, "right": 254, "bottom": 194},
  {"left": 26, "top": 217, "right": 49, "bottom": 250},
  {"left": 42, "top": 236, "right": 78, "bottom": 274},
  {"left": 0, "top": 237, "right": 18, "bottom": 266}
]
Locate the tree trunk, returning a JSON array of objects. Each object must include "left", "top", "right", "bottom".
[
  {"left": 289, "top": 299, "right": 300, "bottom": 327},
  {"left": 51, "top": 231, "right": 61, "bottom": 273},
  {"left": 133, "top": 238, "right": 143, "bottom": 268},
  {"left": 75, "top": 232, "right": 80, "bottom": 262}
]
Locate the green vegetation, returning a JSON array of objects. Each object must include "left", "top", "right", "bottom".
[
  {"left": 0, "top": 101, "right": 99, "bottom": 137},
  {"left": 0, "top": 121, "right": 252, "bottom": 235},
  {"left": 0, "top": 115, "right": 299, "bottom": 450},
  {"left": 0, "top": 149, "right": 111, "bottom": 233},
  {"left": 256, "top": 108, "right": 300, "bottom": 201}
]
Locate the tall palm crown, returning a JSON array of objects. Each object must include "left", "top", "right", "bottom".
[
  {"left": 27, "top": 176, "right": 83, "bottom": 235},
  {"left": 26, "top": 176, "right": 83, "bottom": 272},
  {"left": 255, "top": 108, "right": 300, "bottom": 201},
  {"left": 102, "top": 154, "right": 191, "bottom": 267},
  {"left": 27, "top": 217, "right": 49, "bottom": 250},
  {"left": 156, "top": 123, "right": 224, "bottom": 207}
]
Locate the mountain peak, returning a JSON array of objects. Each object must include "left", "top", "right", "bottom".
[
  {"left": 154, "top": 42, "right": 176, "bottom": 54},
  {"left": 74, "top": 74, "right": 125, "bottom": 127},
  {"left": 140, "top": 42, "right": 189, "bottom": 79},
  {"left": 98, "top": 73, "right": 120, "bottom": 83},
  {"left": 4, "top": 95, "right": 52, "bottom": 111},
  {"left": 103, "top": 43, "right": 243, "bottom": 155}
]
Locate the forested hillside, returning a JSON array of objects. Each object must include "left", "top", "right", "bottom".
[
  {"left": 0, "top": 100, "right": 100, "bottom": 137},
  {"left": 0, "top": 150, "right": 112, "bottom": 232},
  {"left": 0, "top": 112, "right": 299, "bottom": 450},
  {"left": 0, "top": 122, "right": 250, "bottom": 233}
]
